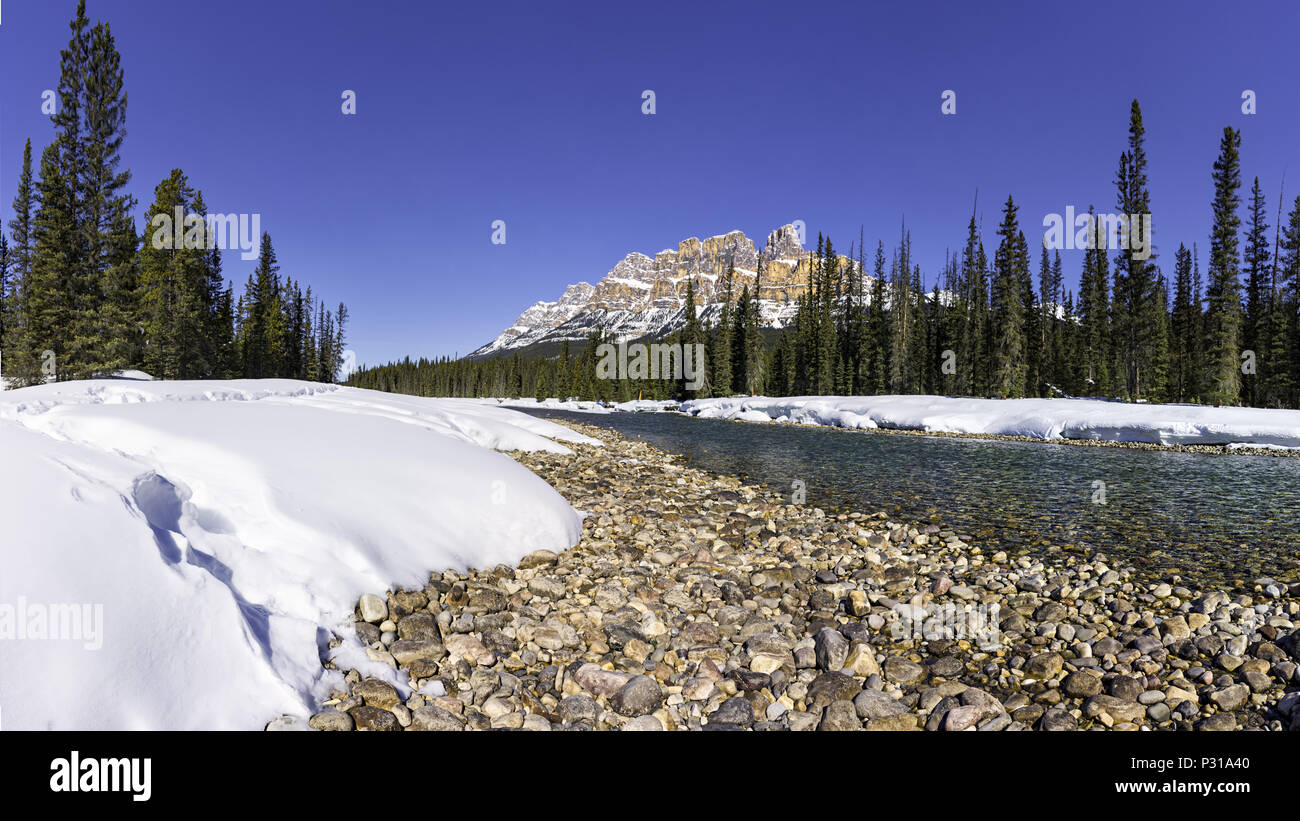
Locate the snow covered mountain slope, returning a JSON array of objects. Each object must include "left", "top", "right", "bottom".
[
  {"left": 0, "top": 379, "right": 595, "bottom": 730},
  {"left": 471, "top": 224, "right": 835, "bottom": 357}
]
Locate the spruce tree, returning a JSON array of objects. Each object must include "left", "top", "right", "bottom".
[
  {"left": 711, "top": 259, "right": 734, "bottom": 396},
  {"left": 990, "top": 195, "right": 1028, "bottom": 398},
  {"left": 938, "top": 252, "right": 964, "bottom": 395},
  {"left": 1170, "top": 244, "right": 1196, "bottom": 401},
  {"left": 332, "top": 302, "right": 349, "bottom": 382},
  {"left": 7, "top": 140, "right": 35, "bottom": 293},
  {"left": 1026, "top": 246, "right": 1048, "bottom": 396},
  {"left": 1242, "top": 177, "right": 1270, "bottom": 405},
  {"left": 53, "top": 1, "right": 137, "bottom": 377},
  {"left": 732, "top": 282, "right": 750, "bottom": 390},
  {"left": 1061, "top": 290, "right": 1081, "bottom": 394},
  {"left": 1039, "top": 250, "right": 1065, "bottom": 394},
  {"left": 1202, "top": 127, "right": 1244, "bottom": 405},
  {"left": 25, "top": 142, "right": 78, "bottom": 383},
  {"left": 745, "top": 256, "right": 766, "bottom": 394},
  {"left": 866, "top": 241, "right": 888, "bottom": 393},
  {"left": 1079, "top": 208, "right": 1112, "bottom": 396},
  {"left": 138, "top": 170, "right": 212, "bottom": 378},
  {"left": 1190, "top": 243, "right": 1205, "bottom": 400},
  {"left": 958, "top": 217, "right": 988, "bottom": 395},
  {"left": 906, "top": 263, "right": 927, "bottom": 393},
  {"left": 888, "top": 229, "right": 912, "bottom": 393},
  {"left": 4, "top": 139, "right": 37, "bottom": 379},
  {"left": 1148, "top": 272, "right": 1171, "bottom": 401},
  {"left": 1278, "top": 196, "right": 1300, "bottom": 407},
  {"left": 1112, "top": 100, "right": 1161, "bottom": 401},
  {"left": 0, "top": 233, "right": 8, "bottom": 360},
  {"left": 817, "top": 237, "right": 840, "bottom": 394},
  {"left": 679, "top": 276, "right": 708, "bottom": 398}
]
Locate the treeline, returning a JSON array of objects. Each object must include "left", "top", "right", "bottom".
[
  {"left": 0, "top": 2, "right": 348, "bottom": 386},
  {"left": 353, "top": 99, "right": 1300, "bottom": 409}
]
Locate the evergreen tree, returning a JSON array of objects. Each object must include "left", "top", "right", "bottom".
[
  {"left": 732, "top": 281, "right": 750, "bottom": 390},
  {"left": 1111, "top": 100, "right": 1162, "bottom": 401},
  {"left": 1242, "top": 177, "right": 1270, "bottom": 405},
  {"left": 958, "top": 216, "right": 988, "bottom": 395},
  {"left": 1277, "top": 196, "right": 1300, "bottom": 407},
  {"left": 1060, "top": 289, "right": 1081, "bottom": 394},
  {"left": 888, "top": 228, "right": 913, "bottom": 393},
  {"left": 678, "top": 276, "right": 708, "bottom": 398},
  {"left": 1039, "top": 250, "right": 1065, "bottom": 393},
  {"left": 242, "top": 232, "right": 284, "bottom": 378},
  {"left": 906, "top": 263, "right": 927, "bottom": 393},
  {"left": 817, "top": 237, "right": 840, "bottom": 394},
  {"left": 332, "top": 302, "right": 349, "bottom": 381},
  {"left": 4, "top": 139, "right": 37, "bottom": 379},
  {"left": 137, "top": 170, "right": 212, "bottom": 378},
  {"left": 866, "top": 241, "right": 888, "bottom": 393},
  {"left": 1027, "top": 246, "right": 1049, "bottom": 395},
  {"left": 990, "top": 195, "right": 1028, "bottom": 397},
  {"left": 7, "top": 140, "right": 35, "bottom": 292},
  {"left": 1170, "top": 244, "right": 1197, "bottom": 402},
  {"left": 1202, "top": 127, "right": 1244, "bottom": 405},
  {"left": 710, "top": 260, "right": 734, "bottom": 396},
  {"left": 744, "top": 256, "right": 766, "bottom": 394},
  {"left": 0, "top": 233, "right": 9, "bottom": 362},
  {"left": 24, "top": 142, "right": 78, "bottom": 383},
  {"left": 56, "top": 0, "right": 137, "bottom": 377},
  {"left": 1191, "top": 244, "right": 1205, "bottom": 400},
  {"left": 1078, "top": 208, "right": 1112, "bottom": 395},
  {"left": 937, "top": 251, "right": 963, "bottom": 395},
  {"left": 1149, "top": 272, "right": 1171, "bottom": 401}
]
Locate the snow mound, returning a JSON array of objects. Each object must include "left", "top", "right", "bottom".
[
  {"left": 0, "top": 380, "right": 596, "bottom": 730},
  {"left": 679, "top": 395, "right": 1300, "bottom": 447}
]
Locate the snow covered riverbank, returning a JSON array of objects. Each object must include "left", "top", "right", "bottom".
[
  {"left": 0, "top": 380, "right": 596, "bottom": 730},
  {"left": 483, "top": 394, "right": 1300, "bottom": 449},
  {"left": 477, "top": 397, "right": 678, "bottom": 414},
  {"left": 678, "top": 396, "right": 1300, "bottom": 448}
]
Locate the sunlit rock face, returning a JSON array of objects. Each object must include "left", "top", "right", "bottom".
[{"left": 472, "top": 225, "right": 864, "bottom": 356}]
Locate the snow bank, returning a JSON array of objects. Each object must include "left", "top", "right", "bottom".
[
  {"left": 679, "top": 395, "right": 1300, "bottom": 447},
  {"left": 478, "top": 397, "right": 679, "bottom": 414},
  {"left": 0, "top": 380, "right": 596, "bottom": 730}
]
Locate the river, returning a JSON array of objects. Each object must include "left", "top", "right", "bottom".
[{"left": 522, "top": 408, "right": 1300, "bottom": 591}]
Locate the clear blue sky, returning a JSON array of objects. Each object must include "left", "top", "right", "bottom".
[{"left": 2, "top": 0, "right": 1297, "bottom": 366}]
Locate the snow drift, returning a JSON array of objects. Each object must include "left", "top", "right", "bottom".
[{"left": 0, "top": 380, "right": 596, "bottom": 730}]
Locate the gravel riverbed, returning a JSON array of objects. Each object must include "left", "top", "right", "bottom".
[{"left": 291, "top": 421, "right": 1300, "bottom": 732}]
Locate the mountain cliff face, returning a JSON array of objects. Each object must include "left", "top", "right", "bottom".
[{"left": 472, "top": 224, "right": 848, "bottom": 357}]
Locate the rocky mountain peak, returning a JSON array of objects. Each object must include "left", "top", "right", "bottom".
[
  {"left": 471, "top": 225, "right": 848, "bottom": 358},
  {"left": 765, "top": 224, "right": 806, "bottom": 260}
]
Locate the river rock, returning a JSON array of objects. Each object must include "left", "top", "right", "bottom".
[
  {"left": 308, "top": 710, "right": 354, "bottom": 731},
  {"left": 349, "top": 705, "right": 399, "bottom": 731},
  {"left": 611, "top": 675, "right": 663, "bottom": 716},
  {"left": 815, "top": 627, "right": 850, "bottom": 672},
  {"left": 1083, "top": 695, "right": 1145, "bottom": 724},
  {"left": 1062, "top": 670, "right": 1102, "bottom": 698},
  {"left": 818, "top": 700, "right": 862, "bottom": 731}
]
